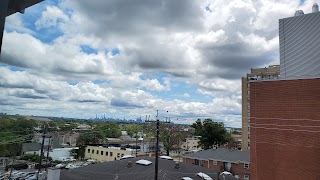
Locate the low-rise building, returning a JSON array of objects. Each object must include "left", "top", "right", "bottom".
[
  {"left": 181, "top": 136, "right": 202, "bottom": 152},
  {"left": 183, "top": 148, "right": 250, "bottom": 180},
  {"left": 22, "top": 143, "right": 42, "bottom": 155},
  {"left": 85, "top": 145, "right": 133, "bottom": 162}
]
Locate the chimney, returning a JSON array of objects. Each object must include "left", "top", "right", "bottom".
[
  {"left": 312, "top": 3, "right": 319, "bottom": 13},
  {"left": 294, "top": 10, "right": 304, "bottom": 16}
]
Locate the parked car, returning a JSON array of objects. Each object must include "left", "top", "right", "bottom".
[{"left": 55, "top": 163, "right": 66, "bottom": 169}]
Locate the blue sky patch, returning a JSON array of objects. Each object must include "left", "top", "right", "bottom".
[
  {"left": 80, "top": 45, "right": 98, "bottom": 54},
  {"left": 111, "top": 48, "right": 120, "bottom": 56},
  {"left": 0, "top": 64, "right": 25, "bottom": 72}
]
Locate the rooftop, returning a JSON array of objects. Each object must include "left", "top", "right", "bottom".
[
  {"left": 22, "top": 143, "right": 42, "bottom": 152},
  {"left": 183, "top": 148, "right": 250, "bottom": 163},
  {"left": 60, "top": 157, "right": 237, "bottom": 180}
]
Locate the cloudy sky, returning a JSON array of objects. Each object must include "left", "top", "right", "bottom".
[{"left": 0, "top": 0, "right": 314, "bottom": 127}]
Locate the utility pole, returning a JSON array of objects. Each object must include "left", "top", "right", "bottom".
[
  {"left": 37, "top": 134, "right": 45, "bottom": 180},
  {"left": 135, "top": 133, "right": 138, "bottom": 157},
  {"left": 37, "top": 124, "right": 48, "bottom": 180},
  {"left": 45, "top": 136, "right": 52, "bottom": 172},
  {"left": 145, "top": 110, "right": 170, "bottom": 180}
]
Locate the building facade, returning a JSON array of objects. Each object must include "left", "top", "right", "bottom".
[
  {"left": 85, "top": 146, "right": 133, "bottom": 162},
  {"left": 181, "top": 136, "right": 202, "bottom": 152},
  {"left": 279, "top": 9, "right": 320, "bottom": 78},
  {"left": 183, "top": 148, "right": 250, "bottom": 180},
  {"left": 250, "top": 78, "right": 320, "bottom": 180},
  {"left": 241, "top": 65, "right": 280, "bottom": 150}
]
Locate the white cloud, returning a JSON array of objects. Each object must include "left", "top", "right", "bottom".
[
  {"left": 1, "top": 0, "right": 312, "bottom": 127},
  {"left": 35, "top": 6, "right": 69, "bottom": 30}
]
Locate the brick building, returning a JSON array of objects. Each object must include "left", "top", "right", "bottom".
[
  {"left": 183, "top": 148, "right": 250, "bottom": 180},
  {"left": 250, "top": 78, "right": 320, "bottom": 180}
]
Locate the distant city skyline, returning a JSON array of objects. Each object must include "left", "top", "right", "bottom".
[{"left": 0, "top": 0, "right": 315, "bottom": 127}]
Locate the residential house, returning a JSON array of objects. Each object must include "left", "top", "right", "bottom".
[
  {"left": 183, "top": 148, "right": 250, "bottom": 180},
  {"left": 22, "top": 143, "right": 42, "bottom": 155},
  {"left": 181, "top": 136, "right": 202, "bottom": 152}
]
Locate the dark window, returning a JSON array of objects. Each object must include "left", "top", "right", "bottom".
[
  {"left": 92, "top": 150, "right": 94, "bottom": 154},
  {"left": 244, "top": 163, "right": 250, "bottom": 169},
  {"left": 96, "top": 150, "right": 99, "bottom": 155},
  {"left": 121, "top": 154, "right": 124, "bottom": 157},
  {"left": 110, "top": 152, "right": 113, "bottom": 156},
  {"left": 117, "top": 153, "right": 120, "bottom": 158},
  {"left": 105, "top": 151, "right": 108, "bottom": 156},
  {"left": 101, "top": 151, "right": 103, "bottom": 155},
  {"left": 88, "top": 149, "right": 90, "bottom": 153}
]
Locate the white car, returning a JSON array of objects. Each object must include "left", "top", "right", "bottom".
[{"left": 55, "top": 163, "right": 66, "bottom": 169}]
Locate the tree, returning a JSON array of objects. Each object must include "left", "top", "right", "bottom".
[
  {"left": 70, "top": 147, "right": 85, "bottom": 160},
  {"left": 76, "top": 132, "right": 102, "bottom": 145},
  {"left": 94, "top": 122, "right": 121, "bottom": 138},
  {"left": 159, "top": 124, "right": 191, "bottom": 156},
  {"left": 127, "top": 124, "right": 141, "bottom": 138},
  {"left": 0, "top": 116, "right": 37, "bottom": 157},
  {"left": 191, "top": 119, "right": 232, "bottom": 150}
]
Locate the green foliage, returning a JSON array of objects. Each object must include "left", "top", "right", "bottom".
[
  {"left": 159, "top": 124, "right": 191, "bottom": 155},
  {"left": 52, "top": 160, "right": 63, "bottom": 164},
  {"left": 126, "top": 124, "right": 142, "bottom": 138},
  {"left": 191, "top": 119, "right": 232, "bottom": 150},
  {"left": 94, "top": 122, "right": 122, "bottom": 138},
  {"left": 0, "top": 116, "right": 37, "bottom": 157},
  {"left": 71, "top": 146, "right": 85, "bottom": 160},
  {"left": 21, "top": 154, "right": 52, "bottom": 162},
  {"left": 76, "top": 132, "right": 102, "bottom": 145}
]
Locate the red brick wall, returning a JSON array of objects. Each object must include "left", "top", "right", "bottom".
[
  {"left": 184, "top": 158, "right": 250, "bottom": 179},
  {"left": 231, "top": 163, "right": 250, "bottom": 179},
  {"left": 250, "top": 78, "right": 320, "bottom": 180},
  {"left": 183, "top": 157, "right": 195, "bottom": 165},
  {"left": 208, "top": 160, "right": 224, "bottom": 171}
]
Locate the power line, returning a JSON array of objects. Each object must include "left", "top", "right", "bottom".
[{"left": 145, "top": 110, "right": 171, "bottom": 180}]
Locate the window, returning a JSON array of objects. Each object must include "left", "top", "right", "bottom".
[
  {"left": 213, "top": 160, "right": 217, "bottom": 165},
  {"left": 88, "top": 149, "right": 90, "bottom": 153},
  {"left": 244, "top": 163, "right": 250, "bottom": 169},
  {"left": 244, "top": 175, "right": 250, "bottom": 180},
  {"left": 117, "top": 153, "right": 120, "bottom": 158},
  {"left": 101, "top": 151, "right": 103, "bottom": 155},
  {"left": 96, "top": 150, "right": 99, "bottom": 155},
  {"left": 110, "top": 152, "right": 113, "bottom": 156},
  {"left": 92, "top": 150, "right": 94, "bottom": 154},
  {"left": 105, "top": 151, "right": 108, "bottom": 156},
  {"left": 121, "top": 154, "right": 124, "bottom": 157}
]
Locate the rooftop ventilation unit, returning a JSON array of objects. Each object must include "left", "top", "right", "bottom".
[
  {"left": 196, "top": 172, "right": 213, "bottom": 180},
  {"left": 135, "top": 159, "right": 152, "bottom": 166},
  {"left": 174, "top": 161, "right": 180, "bottom": 169},
  {"left": 182, "top": 177, "right": 193, "bottom": 180},
  {"left": 159, "top": 155, "right": 173, "bottom": 160},
  {"left": 127, "top": 161, "right": 133, "bottom": 168},
  {"left": 312, "top": 3, "right": 319, "bottom": 12},
  {"left": 294, "top": 10, "right": 304, "bottom": 16},
  {"left": 120, "top": 155, "right": 134, "bottom": 160}
]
